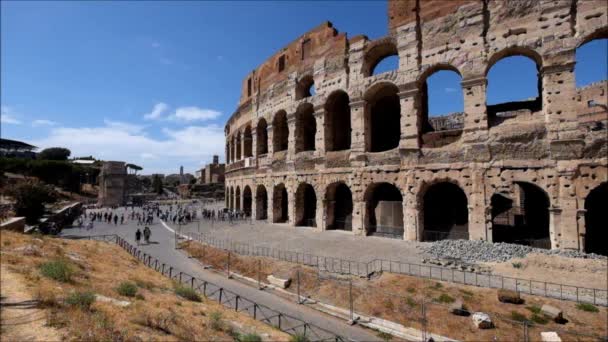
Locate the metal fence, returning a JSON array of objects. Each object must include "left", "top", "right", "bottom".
[
  {"left": 76, "top": 234, "right": 347, "bottom": 342},
  {"left": 184, "top": 231, "right": 608, "bottom": 307}
]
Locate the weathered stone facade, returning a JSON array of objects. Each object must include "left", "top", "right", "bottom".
[
  {"left": 98, "top": 161, "right": 127, "bottom": 207},
  {"left": 224, "top": 0, "right": 608, "bottom": 254}
]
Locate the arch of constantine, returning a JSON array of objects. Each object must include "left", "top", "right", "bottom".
[{"left": 224, "top": 0, "right": 607, "bottom": 254}]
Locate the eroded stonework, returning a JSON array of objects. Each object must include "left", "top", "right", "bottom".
[{"left": 223, "top": 0, "right": 608, "bottom": 254}]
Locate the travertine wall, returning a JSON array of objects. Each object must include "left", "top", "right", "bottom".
[
  {"left": 223, "top": 0, "right": 608, "bottom": 252},
  {"left": 98, "top": 161, "right": 126, "bottom": 207}
]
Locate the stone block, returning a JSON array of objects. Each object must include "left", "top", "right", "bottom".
[
  {"left": 541, "top": 304, "right": 563, "bottom": 322},
  {"left": 267, "top": 275, "right": 291, "bottom": 289},
  {"left": 449, "top": 299, "right": 468, "bottom": 316},
  {"left": 472, "top": 312, "right": 493, "bottom": 329},
  {"left": 497, "top": 289, "right": 524, "bottom": 304},
  {"left": 540, "top": 332, "right": 562, "bottom": 342}
]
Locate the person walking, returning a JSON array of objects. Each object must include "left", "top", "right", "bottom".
[
  {"left": 135, "top": 229, "right": 142, "bottom": 245},
  {"left": 143, "top": 226, "right": 151, "bottom": 244}
]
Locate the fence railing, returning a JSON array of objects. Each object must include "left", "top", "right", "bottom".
[
  {"left": 184, "top": 231, "right": 608, "bottom": 307},
  {"left": 75, "top": 234, "right": 348, "bottom": 342}
]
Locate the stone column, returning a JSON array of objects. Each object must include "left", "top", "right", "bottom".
[
  {"left": 555, "top": 170, "right": 579, "bottom": 250},
  {"left": 313, "top": 105, "right": 325, "bottom": 157},
  {"left": 287, "top": 185, "right": 296, "bottom": 226},
  {"left": 287, "top": 114, "right": 296, "bottom": 163},
  {"left": 349, "top": 99, "right": 366, "bottom": 166},
  {"left": 548, "top": 207, "right": 562, "bottom": 250},
  {"left": 316, "top": 196, "right": 325, "bottom": 230},
  {"left": 398, "top": 84, "right": 420, "bottom": 166},
  {"left": 232, "top": 136, "right": 237, "bottom": 163},
  {"left": 576, "top": 209, "right": 586, "bottom": 252},
  {"left": 461, "top": 76, "right": 489, "bottom": 144},
  {"left": 351, "top": 200, "right": 366, "bottom": 236},
  {"left": 403, "top": 175, "right": 418, "bottom": 241},
  {"left": 240, "top": 131, "right": 246, "bottom": 160},
  {"left": 266, "top": 125, "right": 274, "bottom": 156},
  {"left": 251, "top": 126, "right": 258, "bottom": 158},
  {"left": 268, "top": 185, "right": 275, "bottom": 223},
  {"left": 226, "top": 142, "right": 230, "bottom": 165},
  {"left": 468, "top": 168, "right": 489, "bottom": 241}
]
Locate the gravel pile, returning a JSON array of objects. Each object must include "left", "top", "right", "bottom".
[{"left": 421, "top": 240, "right": 607, "bottom": 263}]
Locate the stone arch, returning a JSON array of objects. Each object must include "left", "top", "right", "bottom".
[
  {"left": 363, "top": 82, "right": 401, "bottom": 152},
  {"left": 576, "top": 34, "right": 608, "bottom": 88},
  {"left": 272, "top": 110, "right": 289, "bottom": 152},
  {"left": 363, "top": 38, "right": 398, "bottom": 77},
  {"left": 325, "top": 182, "right": 353, "bottom": 231},
  {"left": 256, "top": 184, "right": 268, "bottom": 220},
  {"left": 273, "top": 183, "right": 289, "bottom": 223},
  {"left": 324, "top": 90, "right": 351, "bottom": 152},
  {"left": 295, "top": 103, "right": 316, "bottom": 153},
  {"left": 243, "top": 185, "right": 252, "bottom": 216},
  {"left": 226, "top": 142, "right": 231, "bottom": 164},
  {"left": 577, "top": 27, "right": 608, "bottom": 48},
  {"left": 235, "top": 186, "right": 241, "bottom": 211},
  {"left": 419, "top": 181, "right": 469, "bottom": 241},
  {"left": 243, "top": 125, "right": 253, "bottom": 158},
  {"left": 235, "top": 132, "right": 242, "bottom": 160},
  {"left": 417, "top": 64, "right": 464, "bottom": 148},
  {"left": 296, "top": 74, "right": 315, "bottom": 100},
  {"left": 256, "top": 118, "right": 268, "bottom": 155},
  {"left": 486, "top": 47, "right": 543, "bottom": 123},
  {"left": 364, "top": 182, "right": 403, "bottom": 238},
  {"left": 584, "top": 182, "right": 607, "bottom": 255},
  {"left": 295, "top": 182, "right": 317, "bottom": 227},
  {"left": 229, "top": 187, "right": 234, "bottom": 210}
]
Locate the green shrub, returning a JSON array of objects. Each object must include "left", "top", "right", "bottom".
[
  {"left": 289, "top": 333, "right": 310, "bottom": 342},
  {"left": 576, "top": 303, "right": 599, "bottom": 313},
  {"left": 209, "top": 311, "right": 223, "bottom": 331},
  {"left": 526, "top": 305, "right": 541, "bottom": 314},
  {"left": 39, "top": 259, "right": 74, "bottom": 282},
  {"left": 116, "top": 282, "right": 138, "bottom": 297},
  {"left": 432, "top": 282, "right": 443, "bottom": 290},
  {"left": 512, "top": 262, "right": 523, "bottom": 269},
  {"left": 406, "top": 287, "right": 416, "bottom": 294},
  {"left": 174, "top": 285, "right": 201, "bottom": 302},
  {"left": 405, "top": 296, "right": 418, "bottom": 308},
  {"left": 65, "top": 291, "right": 95, "bottom": 310},
  {"left": 436, "top": 293, "right": 455, "bottom": 304},
  {"left": 238, "top": 333, "right": 262, "bottom": 342},
  {"left": 530, "top": 313, "right": 549, "bottom": 325},
  {"left": 510, "top": 311, "right": 528, "bottom": 323}
]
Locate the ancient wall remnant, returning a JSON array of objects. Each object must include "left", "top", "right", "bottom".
[
  {"left": 98, "top": 161, "right": 127, "bottom": 207},
  {"left": 223, "top": 0, "right": 608, "bottom": 255}
]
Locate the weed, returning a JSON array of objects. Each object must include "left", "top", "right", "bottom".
[
  {"left": 432, "top": 282, "right": 443, "bottom": 290},
  {"left": 526, "top": 305, "right": 541, "bottom": 314},
  {"left": 135, "top": 293, "right": 145, "bottom": 300},
  {"left": 3, "top": 240, "right": 11, "bottom": 246},
  {"left": 576, "top": 303, "right": 599, "bottom": 313},
  {"left": 406, "top": 287, "right": 416, "bottom": 294},
  {"left": 530, "top": 313, "right": 549, "bottom": 324},
  {"left": 39, "top": 258, "right": 74, "bottom": 282},
  {"left": 174, "top": 285, "right": 201, "bottom": 302},
  {"left": 405, "top": 296, "right": 418, "bottom": 308},
  {"left": 510, "top": 311, "right": 528, "bottom": 323},
  {"left": 290, "top": 333, "right": 310, "bottom": 342},
  {"left": 383, "top": 298, "right": 395, "bottom": 311},
  {"left": 133, "top": 278, "right": 155, "bottom": 290},
  {"left": 65, "top": 291, "right": 96, "bottom": 311},
  {"left": 209, "top": 311, "right": 224, "bottom": 331},
  {"left": 238, "top": 333, "right": 262, "bottom": 342},
  {"left": 377, "top": 331, "right": 393, "bottom": 341},
  {"left": 512, "top": 262, "right": 523, "bottom": 269},
  {"left": 436, "top": 293, "right": 455, "bottom": 304},
  {"left": 116, "top": 281, "right": 138, "bottom": 297}
]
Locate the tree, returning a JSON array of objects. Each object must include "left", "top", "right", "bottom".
[
  {"left": 6, "top": 182, "right": 58, "bottom": 224},
  {"left": 38, "top": 147, "right": 71, "bottom": 161},
  {"left": 152, "top": 175, "right": 163, "bottom": 195},
  {"left": 126, "top": 163, "right": 143, "bottom": 175}
]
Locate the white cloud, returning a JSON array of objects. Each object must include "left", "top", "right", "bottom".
[
  {"left": 32, "top": 119, "right": 57, "bottom": 127},
  {"left": 168, "top": 106, "right": 221, "bottom": 122},
  {"left": 1, "top": 106, "right": 22, "bottom": 125},
  {"left": 143, "top": 102, "right": 169, "bottom": 120},
  {"left": 29, "top": 120, "right": 224, "bottom": 174}
]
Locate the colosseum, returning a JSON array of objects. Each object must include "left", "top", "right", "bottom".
[{"left": 224, "top": 0, "right": 607, "bottom": 255}]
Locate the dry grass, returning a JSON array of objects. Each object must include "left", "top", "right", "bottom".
[
  {"left": 182, "top": 240, "right": 608, "bottom": 342},
  {"left": 0, "top": 231, "right": 288, "bottom": 342}
]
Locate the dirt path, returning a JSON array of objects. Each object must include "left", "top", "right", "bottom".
[{"left": 0, "top": 265, "right": 62, "bottom": 342}]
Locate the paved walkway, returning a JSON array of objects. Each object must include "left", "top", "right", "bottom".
[{"left": 61, "top": 209, "right": 382, "bottom": 342}]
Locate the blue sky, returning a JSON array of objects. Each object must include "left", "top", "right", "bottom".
[{"left": 1, "top": 1, "right": 606, "bottom": 174}]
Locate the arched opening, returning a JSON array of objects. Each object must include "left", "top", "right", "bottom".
[
  {"left": 576, "top": 37, "right": 607, "bottom": 87},
  {"left": 272, "top": 110, "right": 288, "bottom": 153},
  {"left": 295, "top": 183, "right": 317, "bottom": 227},
  {"left": 324, "top": 90, "right": 351, "bottom": 151},
  {"left": 236, "top": 134, "right": 242, "bottom": 160},
  {"left": 243, "top": 185, "right": 252, "bottom": 216},
  {"left": 243, "top": 126, "right": 253, "bottom": 158},
  {"left": 296, "top": 75, "right": 316, "bottom": 99},
  {"left": 364, "top": 83, "right": 400, "bottom": 152},
  {"left": 229, "top": 187, "right": 234, "bottom": 210},
  {"left": 584, "top": 183, "right": 607, "bottom": 256},
  {"left": 364, "top": 182, "right": 403, "bottom": 238},
  {"left": 256, "top": 119, "right": 268, "bottom": 155},
  {"left": 491, "top": 182, "right": 550, "bottom": 248},
  {"left": 273, "top": 183, "right": 288, "bottom": 223},
  {"left": 295, "top": 103, "right": 316, "bottom": 153},
  {"left": 422, "top": 182, "right": 468, "bottom": 241},
  {"left": 325, "top": 182, "right": 353, "bottom": 231},
  {"left": 226, "top": 142, "right": 230, "bottom": 164},
  {"left": 256, "top": 185, "right": 268, "bottom": 220},
  {"left": 419, "top": 67, "right": 464, "bottom": 148},
  {"left": 235, "top": 186, "right": 241, "bottom": 211},
  {"left": 486, "top": 50, "right": 542, "bottom": 126},
  {"left": 364, "top": 41, "right": 399, "bottom": 76},
  {"left": 225, "top": 188, "right": 229, "bottom": 208}
]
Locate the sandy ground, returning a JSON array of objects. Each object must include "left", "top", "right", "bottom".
[
  {"left": 0, "top": 265, "right": 63, "bottom": 342},
  {"left": 485, "top": 253, "right": 608, "bottom": 289}
]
